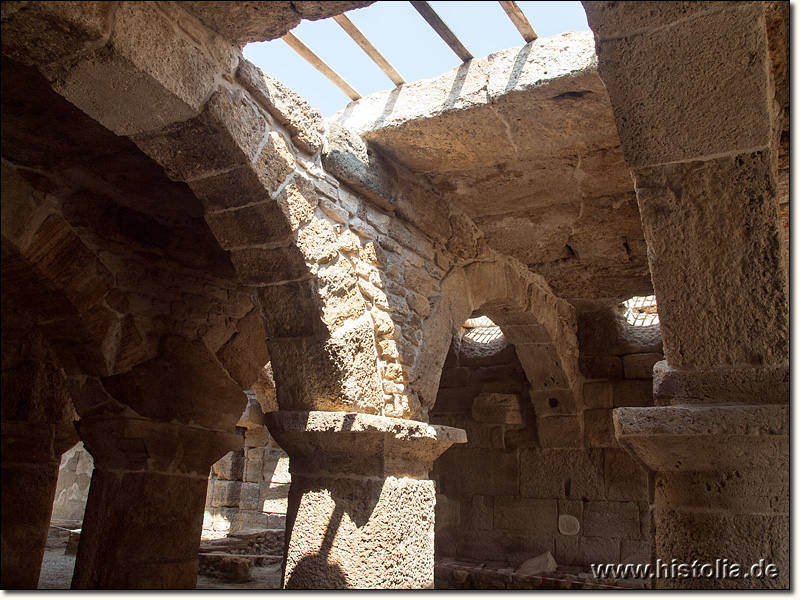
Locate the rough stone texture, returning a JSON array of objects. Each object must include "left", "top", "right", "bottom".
[
  {"left": 182, "top": 1, "right": 374, "bottom": 45},
  {"left": 51, "top": 443, "right": 93, "bottom": 522},
  {"left": 0, "top": 0, "right": 790, "bottom": 591},
  {"left": 72, "top": 416, "right": 242, "bottom": 589},
  {"left": 584, "top": 2, "right": 772, "bottom": 167},
  {"left": 431, "top": 328, "right": 650, "bottom": 570},
  {"left": 1, "top": 421, "right": 77, "bottom": 589},
  {"left": 337, "top": 32, "right": 650, "bottom": 303},
  {"left": 266, "top": 411, "right": 464, "bottom": 589},
  {"left": 633, "top": 152, "right": 788, "bottom": 369}
]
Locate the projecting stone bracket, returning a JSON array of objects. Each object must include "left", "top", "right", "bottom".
[
  {"left": 265, "top": 411, "right": 466, "bottom": 589},
  {"left": 613, "top": 404, "right": 789, "bottom": 589}
]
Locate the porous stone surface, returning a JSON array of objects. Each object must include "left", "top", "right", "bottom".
[
  {"left": 0, "top": 0, "right": 790, "bottom": 591},
  {"left": 431, "top": 330, "right": 650, "bottom": 570},
  {"left": 336, "top": 32, "right": 650, "bottom": 303},
  {"left": 267, "top": 411, "right": 464, "bottom": 589},
  {"left": 182, "top": 1, "right": 374, "bottom": 45}
]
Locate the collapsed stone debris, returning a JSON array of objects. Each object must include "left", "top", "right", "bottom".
[{"left": 0, "top": 0, "right": 788, "bottom": 591}]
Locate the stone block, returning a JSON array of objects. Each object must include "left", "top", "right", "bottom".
[
  {"left": 584, "top": 408, "right": 617, "bottom": 448},
  {"left": 579, "top": 355, "right": 623, "bottom": 380},
  {"left": 583, "top": 2, "right": 735, "bottom": 40},
  {"left": 432, "top": 387, "right": 477, "bottom": 414},
  {"left": 592, "top": 3, "right": 771, "bottom": 166},
  {"left": 253, "top": 280, "right": 324, "bottom": 339},
  {"left": 254, "top": 131, "right": 297, "bottom": 193},
  {"left": 263, "top": 453, "right": 291, "bottom": 485},
  {"left": 244, "top": 427, "right": 271, "bottom": 448},
  {"left": 435, "top": 494, "right": 460, "bottom": 531},
  {"left": 530, "top": 388, "right": 578, "bottom": 417},
  {"left": 583, "top": 382, "right": 613, "bottom": 408},
  {"left": 471, "top": 495, "right": 494, "bottom": 531},
  {"left": 44, "top": 1, "right": 229, "bottom": 137},
  {"left": 189, "top": 166, "right": 271, "bottom": 211},
  {"left": 518, "top": 551, "right": 558, "bottom": 576},
  {"left": 260, "top": 482, "right": 290, "bottom": 514},
  {"left": 514, "top": 344, "right": 570, "bottom": 389},
  {"left": 296, "top": 218, "right": 339, "bottom": 265},
  {"left": 239, "top": 482, "right": 261, "bottom": 510},
  {"left": 612, "top": 379, "right": 653, "bottom": 408},
  {"left": 556, "top": 535, "right": 621, "bottom": 567},
  {"left": 434, "top": 447, "right": 519, "bottom": 497},
  {"left": 455, "top": 530, "right": 555, "bottom": 567},
  {"left": 471, "top": 393, "right": 523, "bottom": 425},
  {"left": 211, "top": 450, "right": 245, "bottom": 481},
  {"left": 243, "top": 456, "right": 263, "bottom": 483},
  {"left": 623, "top": 353, "right": 662, "bottom": 379},
  {"left": 536, "top": 416, "right": 582, "bottom": 448},
  {"left": 604, "top": 448, "right": 649, "bottom": 502},
  {"left": 236, "top": 59, "right": 324, "bottom": 154},
  {"left": 620, "top": 538, "right": 651, "bottom": 563},
  {"left": 520, "top": 449, "right": 605, "bottom": 501},
  {"left": 583, "top": 501, "right": 642, "bottom": 540},
  {"left": 205, "top": 200, "right": 294, "bottom": 251},
  {"left": 493, "top": 497, "right": 558, "bottom": 535},
  {"left": 275, "top": 176, "right": 316, "bottom": 230},
  {"left": 213, "top": 480, "right": 242, "bottom": 508},
  {"left": 1, "top": 2, "right": 113, "bottom": 66}
]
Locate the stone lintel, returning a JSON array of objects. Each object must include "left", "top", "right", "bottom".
[
  {"left": 653, "top": 360, "right": 789, "bottom": 406},
  {"left": 76, "top": 416, "right": 242, "bottom": 476},
  {"left": 265, "top": 411, "right": 466, "bottom": 479},
  {"left": 613, "top": 404, "right": 788, "bottom": 473}
]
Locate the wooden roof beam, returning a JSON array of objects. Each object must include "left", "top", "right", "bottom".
[
  {"left": 409, "top": 1, "right": 473, "bottom": 63},
  {"left": 282, "top": 31, "right": 362, "bottom": 101},
  {"left": 499, "top": 1, "right": 538, "bottom": 43},
  {"left": 333, "top": 13, "right": 406, "bottom": 87}
]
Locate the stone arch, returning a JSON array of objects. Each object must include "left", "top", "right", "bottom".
[
  {"left": 3, "top": 2, "right": 392, "bottom": 416},
  {"left": 417, "top": 255, "right": 582, "bottom": 422}
]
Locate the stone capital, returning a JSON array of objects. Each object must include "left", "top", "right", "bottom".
[
  {"left": 652, "top": 360, "right": 789, "bottom": 406},
  {"left": 76, "top": 415, "right": 242, "bottom": 476},
  {"left": 265, "top": 411, "right": 466, "bottom": 479},
  {"left": 613, "top": 404, "right": 788, "bottom": 473}
]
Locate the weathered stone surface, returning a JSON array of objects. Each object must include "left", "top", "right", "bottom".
[
  {"left": 652, "top": 361, "right": 789, "bottom": 406},
  {"left": 237, "top": 59, "right": 324, "bottom": 154},
  {"left": 471, "top": 393, "right": 523, "bottom": 425},
  {"left": 1, "top": 1, "right": 113, "bottom": 66},
  {"left": 518, "top": 551, "right": 558, "bottom": 576},
  {"left": 634, "top": 151, "right": 788, "bottom": 369},
  {"left": 520, "top": 449, "right": 605, "bottom": 500},
  {"left": 586, "top": 2, "right": 771, "bottom": 166},
  {"left": 336, "top": 32, "right": 648, "bottom": 302},
  {"left": 182, "top": 1, "right": 374, "bottom": 45},
  {"left": 494, "top": 497, "right": 558, "bottom": 535},
  {"left": 321, "top": 121, "right": 396, "bottom": 210}
]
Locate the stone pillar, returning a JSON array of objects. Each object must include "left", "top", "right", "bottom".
[
  {"left": 71, "top": 416, "right": 241, "bottom": 589},
  {"left": 265, "top": 411, "right": 466, "bottom": 589},
  {"left": 1, "top": 421, "right": 77, "bottom": 589},
  {"left": 582, "top": 2, "right": 789, "bottom": 588},
  {"left": 615, "top": 405, "right": 788, "bottom": 589}
]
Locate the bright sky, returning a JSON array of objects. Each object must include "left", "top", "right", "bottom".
[{"left": 243, "top": 1, "right": 590, "bottom": 117}]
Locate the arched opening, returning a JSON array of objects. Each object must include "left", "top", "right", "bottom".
[{"left": 429, "top": 307, "right": 651, "bottom": 589}]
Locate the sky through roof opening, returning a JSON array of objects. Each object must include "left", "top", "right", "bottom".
[{"left": 243, "top": 1, "right": 590, "bottom": 117}]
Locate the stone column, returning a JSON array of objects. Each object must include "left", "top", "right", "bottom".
[
  {"left": 582, "top": 2, "right": 789, "bottom": 588},
  {"left": 615, "top": 405, "right": 788, "bottom": 589},
  {"left": 71, "top": 416, "right": 241, "bottom": 589},
  {"left": 265, "top": 411, "right": 466, "bottom": 589},
  {"left": 1, "top": 421, "right": 77, "bottom": 589}
]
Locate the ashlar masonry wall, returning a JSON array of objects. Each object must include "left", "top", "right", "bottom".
[{"left": 431, "top": 309, "right": 662, "bottom": 568}]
